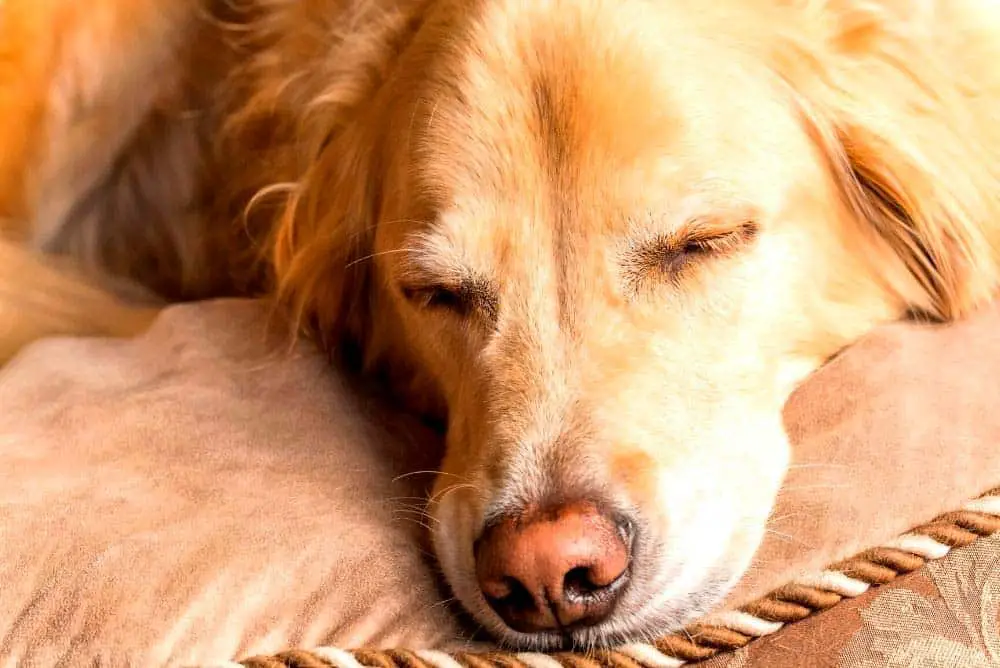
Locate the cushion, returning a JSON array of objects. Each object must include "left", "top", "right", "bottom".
[
  {"left": 729, "top": 300, "right": 1000, "bottom": 608},
  {"left": 3, "top": 298, "right": 1000, "bottom": 667},
  {"left": 0, "top": 299, "right": 468, "bottom": 666}
]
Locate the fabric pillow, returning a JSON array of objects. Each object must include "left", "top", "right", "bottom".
[
  {"left": 4, "top": 298, "right": 1000, "bottom": 667},
  {"left": 0, "top": 299, "right": 468, "bottom": 666},
  {"left": 728, "top": 301, "right": 1000, "bottom": 608}
]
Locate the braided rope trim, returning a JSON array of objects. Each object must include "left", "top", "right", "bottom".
[{"left": 218, "top": 487, "right": 1000, "bottom": 668}]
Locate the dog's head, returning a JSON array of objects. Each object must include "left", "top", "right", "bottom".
[{"left": 267, "top": 0, "right": 1000, "bottom": 649}]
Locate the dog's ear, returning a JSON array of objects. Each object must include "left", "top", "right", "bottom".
[
  {"left": 777, "top": 0, "right": 1000, "bottom": 320},
  {"left": 233, "top": 7, "right": 428, "bottom": 365},
  {"left": 268, "top": 120, "right": 383, "bottom": 364}
]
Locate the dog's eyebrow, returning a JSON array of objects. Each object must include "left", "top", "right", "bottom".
[{"left": 395, "top": 232, "right": 470, "bottom": 284}]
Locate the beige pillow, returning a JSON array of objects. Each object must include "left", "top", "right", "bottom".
[
  {"left": 727, "top": 300, "right": 1000, "bottom": 607},
  {"left": 4, "top": 298, "right": 1000, "bottom": 667},
  {"left": 0, "top": 299, "right": 467, "bottom": 666}
]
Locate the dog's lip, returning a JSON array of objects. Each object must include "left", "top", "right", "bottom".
[{"left": 486, "top": 610, "right": 643, "bottom": 651}]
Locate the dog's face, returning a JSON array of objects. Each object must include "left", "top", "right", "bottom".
[
  {"left": 274, "top": 0, "right": 1000, "bottom": 651},
  {"left": 367, "top": 2, "right": 908, "bottom": 647}
]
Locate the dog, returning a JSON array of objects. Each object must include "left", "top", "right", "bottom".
[{"left": 3, "top": 0, "right": 1000, "bottom": 651}]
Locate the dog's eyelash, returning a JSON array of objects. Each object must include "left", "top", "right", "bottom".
[
  {"left": 400, "top": 280, "right": 500, "bottom": 320},
  {"left": 402, "top": 285, "right": 469, "bottom": 313},
  {"left": 626, "top": 221, "right": 759, "bottom": 290},
  {"left": 663, "top": 224, "right": 756, "bottom": 268}
]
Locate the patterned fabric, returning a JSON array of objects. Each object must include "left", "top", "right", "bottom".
[
  {"left": 701, "top": 535, "right": 1000, "bottom": 667},
  {"left": 230, "top": 501, "right": 1000, "bottom": 668}
]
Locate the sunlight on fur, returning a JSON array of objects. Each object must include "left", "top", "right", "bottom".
[{"left": 2, "top": 0, "right": 1000, "bottom": 651}]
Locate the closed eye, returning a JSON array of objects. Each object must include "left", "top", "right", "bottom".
[
  {"left": 402, "top": 284, "right": 470, "bottom": 313},
  {"left": 625, "top": 220, "right": 759, "bottom": 287},
  {"left": 400, "top": 278, "right": 500, "bottom": 321}
]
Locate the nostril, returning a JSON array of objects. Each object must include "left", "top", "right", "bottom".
[
  {"left": 484, "top": 576, "right": 535, "bottom": 612},
  {"left": 563, "top": 566, "right": 602, "bottom": 599}
]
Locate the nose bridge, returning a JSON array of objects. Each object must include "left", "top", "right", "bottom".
[
  {"left": 495, "top": 212, "right": 574, "bottom": 411},
  {"left": 484, "top": 203, "right": 611, "bottom": 506},
  {"left": 489, "top": 306, "right": 572, "bottom": 444},
  {"left": 486, "top": 323, "right": 605, "bottom": 515}
]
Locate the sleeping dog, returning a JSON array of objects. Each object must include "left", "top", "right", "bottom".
[{"left": 2, "top": 0, "right": 1000, "bottom": 650}]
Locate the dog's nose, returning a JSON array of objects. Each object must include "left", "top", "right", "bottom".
[{"left": 474, "top": 502, "right": 631, "bottom": 633}]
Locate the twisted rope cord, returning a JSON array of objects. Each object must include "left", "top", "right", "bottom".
[{"left": 218, "top": 487, "right": 1000, "bottom": 668}]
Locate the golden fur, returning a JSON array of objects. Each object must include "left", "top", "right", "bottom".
[{"left": 3, "top": 0, "right": 1000, "bottom": 650}]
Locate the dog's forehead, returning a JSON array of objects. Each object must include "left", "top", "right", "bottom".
[{"left": 407, "top": 0, "right": 809, "bottom": 243}]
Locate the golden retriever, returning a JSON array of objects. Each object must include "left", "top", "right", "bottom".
[{"left": 3, "top": 0, "right": 1000, "bottom": 651}]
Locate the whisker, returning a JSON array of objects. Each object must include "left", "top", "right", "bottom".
[
  {"left": 392, "top": 515, "right": 437, "bottom": 533},
  {"left": 429, "top": 482, "right": 478, "bottom": 504},
  {"left": 429, "top": 596, "right": 458, "bottom": 610},
  {"left": 391, "top": 502, "right": 433, "bottom": 513},
  {"left": 344, "top": 248, "right": 413, "bottom": 269},
  {"left": 392, "top": 507, "right": 432, "bottom": 517},
  {"left": 347, "top": 217, "right": 436, "bottom": 241},
  {"left": 388, "top": 509, "right": 435, "bottom": 527},
  {"left": 392, "top": 469, "right": 467, "bottom": 483},
  {"left": 765, "top": 528, "right": 814, "bottom": 548}
]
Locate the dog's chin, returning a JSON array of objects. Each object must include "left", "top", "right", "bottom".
[
  {"left": 479, "top": 574, "right": 738, "bottom": 651},
  {"left": 438, "top": 550, "right": 748, "bottom": 651}
]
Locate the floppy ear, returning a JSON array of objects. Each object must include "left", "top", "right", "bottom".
[
  {"left": 268, "top": 120, "right": 383, "bottom": 364},
  {"left": 778, "top": 0, "right": 1000, "bottom": 320},
  {"left": 220, "top": 5, "right": 429, "bottom": 365}
]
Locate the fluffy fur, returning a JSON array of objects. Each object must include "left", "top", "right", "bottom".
[{"left": 3, "top": 0, "right": 1000, "bottom": 650}]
